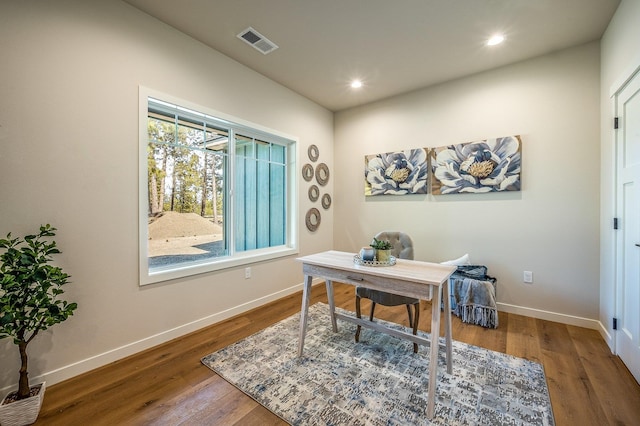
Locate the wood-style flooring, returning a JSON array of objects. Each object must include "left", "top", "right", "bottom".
[{"left": 34, "top": 283, "right": 640, "bottom": 425}]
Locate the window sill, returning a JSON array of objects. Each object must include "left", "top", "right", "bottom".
[{"left": 140, "top": 246, "right": 299, "bottom": 286}]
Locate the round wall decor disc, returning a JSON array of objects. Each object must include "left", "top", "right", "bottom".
[
  {"left": 308, "top": 144, "right": 320, "bottom": 162},
  {"left": 305, "top": 208, "right": 321, "bottom": 231},
  {"left": 315, "top": 163, "right": 330, "bottom": 186}
]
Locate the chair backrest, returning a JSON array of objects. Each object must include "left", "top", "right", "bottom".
[{"left": 374, "top": 231, "right": 414, "bottom": 260}]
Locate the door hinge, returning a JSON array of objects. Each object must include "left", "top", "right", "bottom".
[
  {"left": 613, "top": 317, "right": 618, "bottom": 330},
  {"left": 614, "top": 117, "right": 619, "bottom": 129},
  {"left": 614, "top": 217, "right": 619, "bottom": 230}
]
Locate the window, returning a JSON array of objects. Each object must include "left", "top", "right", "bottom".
[{"left": 139, "top": 90, "right": 297, "bottom": 285}]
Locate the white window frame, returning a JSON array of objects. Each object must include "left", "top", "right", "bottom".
[{"left": 139, "top": 87, "right": 298, "bottom": 285}]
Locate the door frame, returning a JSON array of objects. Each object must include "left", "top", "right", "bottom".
[{"left": 611, "top": 61, "right": 640, "bottom": 356}]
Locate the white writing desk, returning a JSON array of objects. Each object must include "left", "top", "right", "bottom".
[{"left": 297, "top": 250, "right": 456, "bottom": 420}]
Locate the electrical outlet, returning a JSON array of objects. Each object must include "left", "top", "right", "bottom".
[
  {"left": 245, "top": 267, "right": 251, "bottom": 279},
  {"left": 523, "top": 271, "right": 533, "bottom": 284}
]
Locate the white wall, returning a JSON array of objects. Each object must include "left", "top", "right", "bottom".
[
  {"left": 0, "top": 0, "right": 333, "bottom": 391},
  {"left": 600, "top": 0, "right": 640, "bottom": 349},
  {"left": 334, "top": 42, "right": 602, "bottom": 325}
]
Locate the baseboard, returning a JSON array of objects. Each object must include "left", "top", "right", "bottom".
[
  {"left": 497, "top": 302, "right": 600, "bottom": 330},
  {"left": 598, "top": 321, "right": 615, "bottom": 352},
  {"left": 0, "top": 277, "right": 325, "bottom": 395}
]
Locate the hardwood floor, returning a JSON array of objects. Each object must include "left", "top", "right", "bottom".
[{"left": 35, "top": 283, "right": 640, "bottom": 425}]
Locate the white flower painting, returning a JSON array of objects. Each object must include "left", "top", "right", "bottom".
[
  {"left": 365, "top": 148, "right": 429, "bottom": 196},
  {"left": 430, "top": 136, "right": 522, "bottom": 195}
]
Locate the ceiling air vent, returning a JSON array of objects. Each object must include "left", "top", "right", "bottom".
[{"left": 237, "top": 27, "right": 278, "bottom": 55}]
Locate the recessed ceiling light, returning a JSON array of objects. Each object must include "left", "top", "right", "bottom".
[
  {"left": 487, "top": 34, "right": 505, "bottom": 46},
  {"left": 350, "top": 80, "right": 363, "bottom": 89}
]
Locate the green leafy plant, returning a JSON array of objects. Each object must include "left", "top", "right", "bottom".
[
  {"left": 370, "top": 237, "right": 393, "bottom": 250},
  {"left": 0, "top": 224, "right": 77, "bottom": 400}
]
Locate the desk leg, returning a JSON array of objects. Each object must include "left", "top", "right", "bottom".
[
  {"left": 426, "top": 283, "right": 442, "bottom": 419},
  {"left": 325, "top": 279, "right": 338, "bottom": 332},
  {"left": 297, "top": 274, "right": 313, "bottom": 357},
  {"left": 443, "top": 278, "right": 453, "bottom": 374}
]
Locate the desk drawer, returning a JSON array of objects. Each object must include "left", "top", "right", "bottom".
[{"left": 303, "top": 263, "right": 433, "bottom": 300}]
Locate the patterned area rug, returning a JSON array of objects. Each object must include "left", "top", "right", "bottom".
[{"left": 201, "top": 303, "right": 554, "bottom": 425}]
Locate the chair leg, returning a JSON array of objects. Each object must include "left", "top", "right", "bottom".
[
  {"left": 406, "top": 304, "right": 414, "bottom": 328},
  {"left": 355, "top": 295, "right": 362, "bottom": 342},
  {"left": 412, "top": 302, "right": 420, "bottom": 353},
  {"left": 369, "top": 302, "right": 376, "bottom": 321}
]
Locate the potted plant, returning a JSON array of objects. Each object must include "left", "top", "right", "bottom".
[
  {"left": 0, "top": 224, "right": 77, "bottom": 426},
  {"left": 370, "top": 237, "right": 393, "bottom": 262}
]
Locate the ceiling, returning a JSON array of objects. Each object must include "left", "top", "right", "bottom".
[{"left": 124, "top": 0, "right": 620, "bottom": 112}]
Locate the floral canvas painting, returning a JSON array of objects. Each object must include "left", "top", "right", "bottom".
[
  {"left": 365, "top": 148, "right": 428, "bottom": 196},
  {"left": 430, "top": 136, "right": 521, "bottom": 195}
]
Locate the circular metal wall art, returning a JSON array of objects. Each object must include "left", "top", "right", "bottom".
[
  {"left": 315, "top": 163, "right": 330, "bottom": 186},
  {"left": 321, "top": 193, "right": 332, "bottom": 210},
  {"left": 302, "top": 164, "right": 314, "bottom": 182},
  {"left": 308, "top": 185, "right": 320, "bottom": 202},
  {"left": 308, "top": 144, "right": 319, "bottom": 162},
  {"left": 305, "top": 208, "right": 321, "bottom": 232}
]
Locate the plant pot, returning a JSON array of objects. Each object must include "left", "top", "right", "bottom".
[
  {"left": 0, "top": 382, "right": 46, "bottom": 426},
  {"left": 376, "top": 249, "right": 391, "bottom": 263},
  {"left": 359, "top": 246, "right": 376, "bottom": 261}
]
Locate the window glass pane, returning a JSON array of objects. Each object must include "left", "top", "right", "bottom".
[
  {"left": 234, "top": 136, "right": 287, "bottom": 252},
  {"left": 177, "top": 116, "right": 205, "bottom": 146},
  {"left": 147, "top": 110, "right": 228, "bottom": 273},
  {"left": 270, "top": 162, "right": 286, "bottom": 246},
  {"left": 271, "top": 144, "right": 285, "bottom": 164},
  {"left": 148, "top": 115, "right": 176, "bottom": 145},
  {"left": 204, "top": 127, "right": 229, "bottom": 153},
  {"left": 256, "top": 144, "right": 270, "bottom": 248},
  {"left": 256, "top": 139, "right": 270, "bottom": 161},
  {"left": 235, "top": 134, "right": 254, "bottom": 159},
  {"left": 235, "top": 134, "right": 256, "bottom": 251}
]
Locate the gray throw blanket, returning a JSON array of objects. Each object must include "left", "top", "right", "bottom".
[
  {"left": 447, "top": 265, "right": 498, "bottom": 328},
  {"left": 450, "top": 277, "right": 498, "bottom": 328}
]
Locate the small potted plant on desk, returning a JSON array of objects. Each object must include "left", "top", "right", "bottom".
[
  {"left": 370, "top": 237, "right": 393, "bottom": 263},
  {"left": 0, "top": 224, "right": 78, "bottom": 426}
]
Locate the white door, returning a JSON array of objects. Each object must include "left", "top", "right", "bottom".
[{"left": 616, "top": 68, "right": 640, "bottom": 384}]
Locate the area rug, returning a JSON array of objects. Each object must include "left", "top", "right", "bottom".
[{"left": 201, "top": 303, "right": 554, "bottom": 425}]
